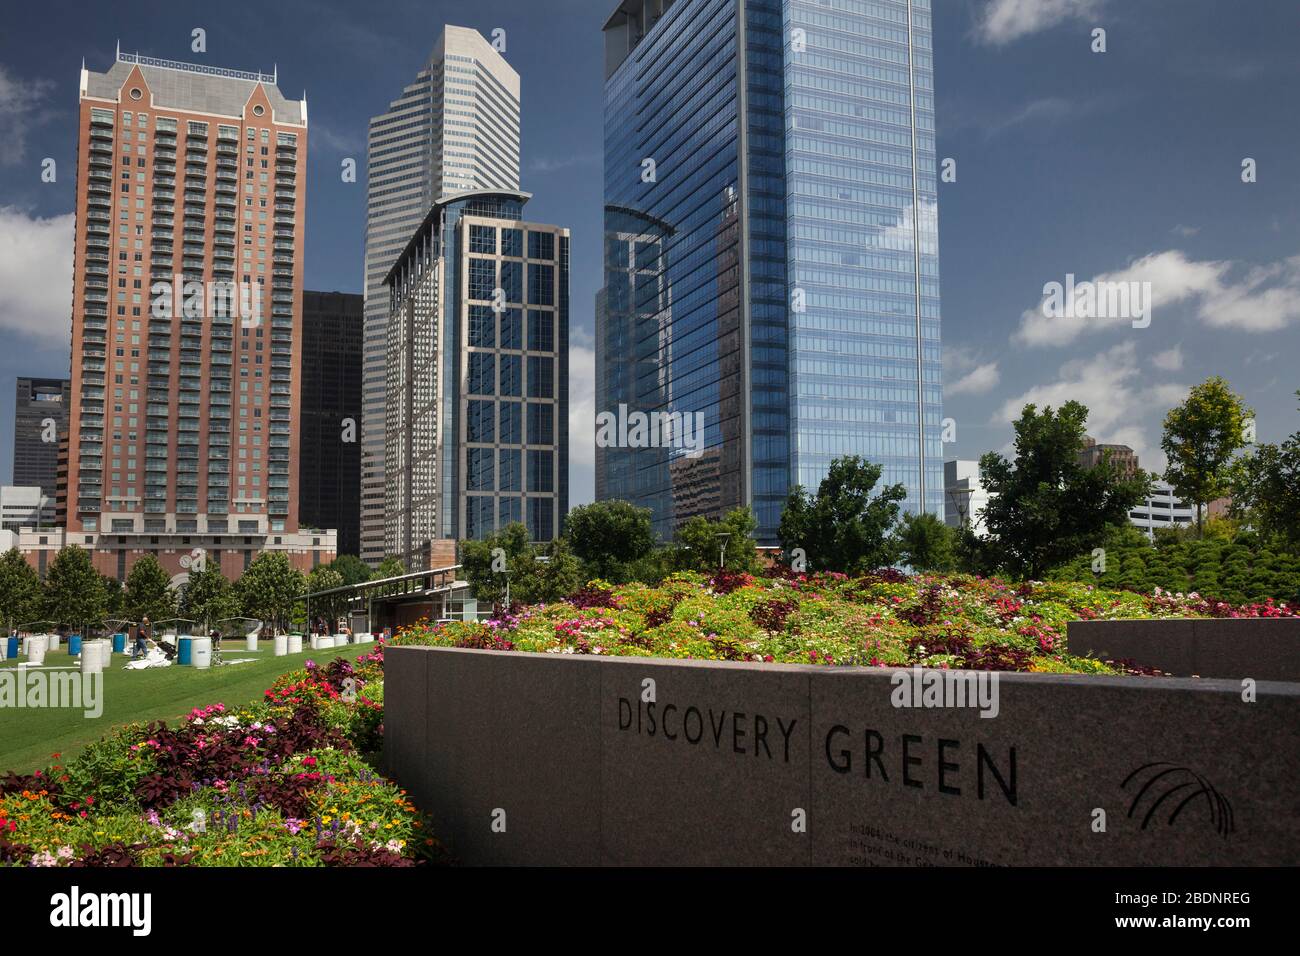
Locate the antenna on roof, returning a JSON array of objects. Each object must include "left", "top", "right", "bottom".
[
  {"left": 115, "top": 39, "right": 120, "bottom": 60},
  {"left": 273, "top": 63, "right": 278, "bottom": 85}
]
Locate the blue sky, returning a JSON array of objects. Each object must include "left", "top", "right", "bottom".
[{"left": 0, "top": 0, "right": 1296, "bottom": 507}]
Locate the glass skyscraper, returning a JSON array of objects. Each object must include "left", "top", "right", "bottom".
[{"left": 598, "top": 0, "right": 942, "bottom": 544}]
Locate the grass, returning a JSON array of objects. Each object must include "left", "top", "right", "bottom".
[{"left": 0, "top": 639, "right": 366, "bottom": 774}]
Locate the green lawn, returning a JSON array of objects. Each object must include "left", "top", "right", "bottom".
[{"left": 0, "top": 640, "right": 369, "bottom": 774}]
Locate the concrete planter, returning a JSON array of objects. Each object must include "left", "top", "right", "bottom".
[
  {"left": 1068, "top": 618, "right": 1300, "bottom": 680},
  {"left": 385, "top": 646, "right": 1300, "bottom": 867}
]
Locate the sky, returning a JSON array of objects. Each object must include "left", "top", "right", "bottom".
[{"left": 0, "top": 0, "right": 1296, "bottom": 508}]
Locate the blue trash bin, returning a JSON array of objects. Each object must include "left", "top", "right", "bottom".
[
  {"left": 68, "top": 635, "right": 83, "bottom": 656},
  {"left": 178, "top": 637, "right": 193, "bottom": 665},
  {"left": 5, "top": 637, "right": 16, "bottom": 659},
  {"left": 112, "top": 632, "right": 126, "bottom": 653}
]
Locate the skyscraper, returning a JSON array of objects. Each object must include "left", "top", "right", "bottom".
[
  {"left": 45, "top": 47, "right": 334, "bottom": 580},
  {"left": 362, "top": 26, "right": 522, "bottom": 566},
  {"left": 384, "top": 191, "right": 569, "bottom": 568},
  {"left": 12, "top": 377, "right": 70, "bottom": 498},
  {"left": 300, "top": 290, "right": 364, "bottom": 557},
  {"left": 598, "top": 0, "right": 943, "bottom": 543}
]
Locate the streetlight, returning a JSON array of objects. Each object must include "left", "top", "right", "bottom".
[
  {"left": 714, "top": 532, "right": 731, "bottom": 569},
  {"left": 947, "top": 486, "right": 974, "bottom": 529}
]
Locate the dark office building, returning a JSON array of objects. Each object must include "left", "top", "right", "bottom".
[
  {"left": 299, "top": 290, "right": 364, "bottom": 556},
  {"left": 12, "top": 378, "right": 71, "bottom": 498}
]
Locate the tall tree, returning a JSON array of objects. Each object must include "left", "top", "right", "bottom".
[
  {"left": 0, "top": 549, "right": 42, "bottom": 635},
  {"left": 100, "top": 574, "right": 125, "bottom": 621},
  {"left": 1161, "top": 376, "right": 1252, "bottom": 536},
  {"left": 676, "top": 507, "right": 761, "bottom": 574},
  {"left": 327, "top": 554, "right": 373, "bottom": 587},
  {"left": 894, "top": 511, "right": 956, "bottom": 572},
  {"left": 563, "top": 499, "right": 656, "bottom": 582},
  {"left": 123, "top": 555, "right": 177, "bottom": 624},
  {"left": 42, "top": 546, "right": 107, "bottom": 630},
  {"left": 778, "top": 457, "right": 905, "bottom": 574},
  {"left": 180, "top": 564, "right": 238, "bottom": 631},
  {"left": 980, "top": 401, "right": 1152, "bottom": 579},
  {"left": 1230, "top": 390, "right": 1300, "bottom": 550},
  {"left": 460, "top": 522, "right": 535, "bottom": 608},
  {"left": 305, "top": 565, "right": 346, "bottom": 629},
  {"left": 236, "top": 553, "right": 305, "bottom": 634}
]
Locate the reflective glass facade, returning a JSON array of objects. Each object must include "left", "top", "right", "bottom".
[{"left": 599, "top": 0, "right": 942, "bottom": 543}]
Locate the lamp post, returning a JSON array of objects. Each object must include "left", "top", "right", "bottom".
[
  {"left": 947, "top": 486, "right": 974, "bottom": 529},
  {"left": 715, "top": 532, "right": 731, "bottom": 570}
]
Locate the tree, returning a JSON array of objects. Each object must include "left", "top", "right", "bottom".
[
  {"left": 42, "top": 546, "right": 107, "bottom": 630},
  {"left": 0, "top": 549, "right": 41, "bottom": 635},
  {"left": 1230, "top": 391, "right": 1300, "bottom": 551},
  {"left": 123, "top": 555, "right": 177, "bottom": 625},
  {"left": 305, "top": 565, "right": 346, "bottom": 630},
  {"left": 180, "top": 564, "right": 239, "bottom": 631},
  {"left": 513, "top": 537, "right": 584, "bottom": 605},
  {"left": 236, "top": 553, "right": 305, "bottom": 634},
  {"left": 895, "top": 511, "right": 956, "bottom": 572},
  {"left": 1161, "top": 376, "right": 1252, "bottom": 537},
  {"left": 100, "top": 574, "right": 125, "bottom": 621},
  {"left": 980, "top": 401, "right": 1152, "bottom": 579},
  {"left": 675, "top": 507, "right": 760, "bottom": 574},
  {"left": 327, "top": 554, "right": 373, "bottom": 587},
  {"left": 778, "top": 457, "right": 905, "bottom": 574},
  {"left": 461, "top": 523, "right": 534, "bottom": 609},
  {"left": 563, "top": 500, "right": 657, "bottom": 582},
  {"left": 375, "top": 556, "right": 406, "bottom": 580}
]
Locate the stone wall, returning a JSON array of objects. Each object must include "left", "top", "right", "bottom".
[{"left": 385, "top": 646, "right": 1299, "bottom": 866}]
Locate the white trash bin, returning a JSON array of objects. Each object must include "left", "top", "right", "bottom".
[
  {"left": 273, "top": 634, "right": 288, "bottom": 657},
  {"left": 81, "top": 642, "right": 104, "bottom": 675},
  {"left": 287, "top": 634, "right": 303, "bottom": 654},
  {"left": 27, "top": 635, "right": 49, "bottom": 666},
  {"left": 48, "top": 634, "right": 60, "bottom": 653},
  {"left": 192, "top": 637, "right": 212, "bottom": 670}
]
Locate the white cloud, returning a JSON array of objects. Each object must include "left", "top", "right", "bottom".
[
  {"left": 1151, "top": 345, "right": 1183, "bottom": 371},
  {"left": 0, "top": 206, "right": 74, "bottom": 346},
  {"left": 0, "top": 64, "right": 55, "bottom": 166},
  {"left": 568, "top": 344, "right": 596, "bottom": 506},
  {"left": 947, "top": 361, "right": 1001, "bottom": 396},
  {"left": 973, "top": 0, "right": 1105, "bottom": 46},
  {"left": 992, "top": 340, "right": 1187, "bottom": 473},
  {"left": 1014, "top": 249, "right": 1300, "bottom": 346}
]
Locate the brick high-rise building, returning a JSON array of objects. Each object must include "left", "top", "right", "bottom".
[
  {"left": 300, "top": 290, "right": 363, "bottom": 557},
  {"left": 23, "top": 48, "right": 335, "bottom": 581},
  {"left": 12, "top": 377, "right": 70, "bottom": 498}
]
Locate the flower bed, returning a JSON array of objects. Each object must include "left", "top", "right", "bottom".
[
  {"left": 391, "top": 571, "right": 1297, "bottom": 675},
  {"left": 0, "top": 645, "right": 446, "bottom": 867}
]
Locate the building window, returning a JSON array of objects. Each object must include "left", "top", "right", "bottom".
[
  {"left": 499, "top": 401, "right": 521, "bottom": 444},
  {"left": 469, "top": 224, "right": 495, "bottom": 254},
  {"left": 527, "top": 356, "right": 553, "bottom": 398},
  {"left": 527, "top": 403, "right": 554, "bottom": 445},
  {"left": 499, "top": 261, "right": 522, "bottom": 303},
  {"left": 527, "top": 263, "right": 554, "bottom": 306},
  {"left": 527, "top": 231, "right": 554, "bottom": 260},
  {"left": 466, "top": 399, "right": 495, "bottom": 443},
  {"left": 468, "top": 305, "right": 495, "bottom": 348},
  {"left": 500, "top": 308, "right": 522, "bottom": 350},
  {"left": 527, "top": 497, "right": 553, "bottom": 541},
  {"left": 498, "top": 448, "right": 521, "bottom": 491},
  {"left": 467, "top": 447, "right": 494, "bottom": 491},
  {"left": 468, "top": 353, "right": 495, "bottom": 395},
  {"left": 468, "top": 258, "right": 496, "bottom": 300},
  {"left": 498, "top": 355, "right": 521, "bottom": 397},
  {"left": 502, "top": 228, "right": 523, "bottom": 258},
  {"left": 527, "top": 310, "right": 553, "bottom": 352},
  {"left": 527, "top": 449, "right": 553, "bottom": 492}
]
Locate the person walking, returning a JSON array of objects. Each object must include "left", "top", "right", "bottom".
[{"left": 134, "top": 616, "right": 151, "bottom": 659}]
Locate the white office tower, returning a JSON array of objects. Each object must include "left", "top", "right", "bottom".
[{"left": 360, "top": 25, "right": 521, "bottom": 565}]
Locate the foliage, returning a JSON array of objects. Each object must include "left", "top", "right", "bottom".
[
  {"left": 0, "top": 646, "right": 444, "bottom": 868},
  {"left": 894, "top": 511, "right": 956, "bottom": 572},
  {"left": 778, "top": 457, "right": 905, "bottom": 574},
  {"left": 460, "top": 523, "right": 582, "bottom": 609},
  {"left": 390, "top": 568, "right": 1295, "bottom": 674},
  {"left": 236, "top": 553, "right": 304, "bottom": 634},
  {"left": 180, "top": 564, "right": 239, "bottom": 631},
  {"left": 123, "top": 555, "right": 177, "bottom": 625},
  {"left": 980, "top": 401, "right": 1152, "bottom": 579},
  {"left": 327, "top": 555, "right": 373, "bottom": 587},
  {"left": 1230, "top": 390, "right": 1300, "bottom": 550},
  {"left": 563, "top": 499, "right": 657, "bottom": 582},
  {"left": 675, "top": 507, "right": 760, "bottom": 574},
  {"left": 41, "top": 546, "right": 106, "bottom": 630},
  {"left": 100, "top": 574, "right": 124, "bottom": 621},
  {"left": 305, "top": 566, "right": 346, "bottom": 629},
  {"left": 0, "top": 549, "right": 41, "bottom": 633},
  {"left": 1161, "top": 376, "right": 1252, "bottom": 536},
  {"left": 1049, "top": 534, "right": 1300, "bottom": 606}
]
